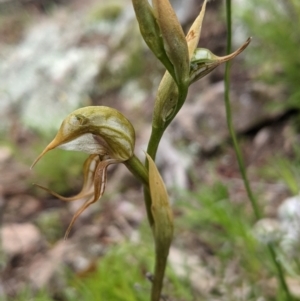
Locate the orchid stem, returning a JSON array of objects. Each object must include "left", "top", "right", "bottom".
[
  {"left": 124, "top": 154, "right": 154, "bottom": 227},
  {"left": 224, "top": 1, "right": 293, "bottom": 300},
  {"left": 145, "top": 79, "right": 188, "bottom": 301},
  {"left": 125, "top": 154, "right": 149, "bottom": 186},
  {"left": 147, "top": 83, "right": 189, "bottom": 161}
]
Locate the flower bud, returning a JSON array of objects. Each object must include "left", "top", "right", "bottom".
[
  {"left": 131, "top": 0, "right": 174, "bottom": 77},
  {"left": 152, "top": 0, "right": 189, "bottom": 85},
  {"left": 153, "top": 72, "right": 178, "bottom": 127}
]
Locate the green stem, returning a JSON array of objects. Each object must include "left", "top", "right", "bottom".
[
  {"left": 224, "top": 1, "right": 293, "bottom": 300},
  {"left": 224, "top": 78, "right": 261, "bottom": 217},
  {"left": 224, "top": 0, "right": 261, "bottom": 219},
  {"left": 124, "top": 154, "right": 154, "bottom": 227},
  {"left": 165, "top": 82, "right": 189, "bottom": 129},
  {"left": 124, "top": 154, "right": 149, "bottom": 186},
  {"left": 151, "top": 249, "right": 168, "bottom": 301},
  {"left": 145, "top": 75, "right": 189, "bottom": 301},
  {"left": 147, "top": 127, "right": 164, "bottom": 161},
  {"left": 267, "top": 243, "right": 293, "bottom": 300},
  {"left": 147, "top": 83, "right": 189, "bottom": 161}
]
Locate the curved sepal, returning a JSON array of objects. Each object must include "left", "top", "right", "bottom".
[
  {"left": 186, "top": 0, "right": 208, "bottom": 59},
  {"left": 190, "top": 38, "right": 251, "bottom": 84}
]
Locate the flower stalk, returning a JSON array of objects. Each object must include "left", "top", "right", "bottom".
[
  {"left": 224, "top": 0, "right": 293, "bottom": 299},
  {"left": 146, "top": 154, "right": 174, "bottom": 301}
]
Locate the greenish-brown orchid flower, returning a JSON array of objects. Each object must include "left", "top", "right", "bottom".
[
  {"left": 189, "top": 38, "right": 252, "bottom": 84},
  {"left": 31, "top": 106, "right": 135, "bottom": 238},
  {"left": 151, "top": 0, "right": 251, "bottom": 127}
]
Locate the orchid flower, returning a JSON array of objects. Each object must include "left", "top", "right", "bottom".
[
  {"left": 132, "top": 0, "right": 251, "bottom": 129},
  {"left": 31, "top": 106, "right": 135, "bottom": 238}
]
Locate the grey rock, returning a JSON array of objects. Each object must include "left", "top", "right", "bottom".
[
  {"left": 28, "top": 240, "right": 70, "bottom": 290},
  {"left": 1, "top": 223, "right": 43, "bottom": 256},
  {"left": 172, "top": 81, "right": 285, "bottom": 153},
  {"left": 278, "top": 195, "right": 300, "bottom": 257},
  {"left": 0, "top": 10, "right": 107, "bottom": 133}
]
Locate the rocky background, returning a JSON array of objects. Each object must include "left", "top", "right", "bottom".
[{"left": 0, "top": 0, "right": 300, "bottom": 300}]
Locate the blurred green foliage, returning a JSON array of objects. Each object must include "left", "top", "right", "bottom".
[
  {"left": 65, "top": 236, "right": 198, "bottom": 301},
  {"left": 34, "top": 209, "right": 65, "bottom": 243},
  {"left": 176, "top": 183, "right": 295, "bottom": 300},
  {"left": 4, "top": 239, "right": 195, "bottom": 301},
  {"left": 31, "top": 146, "right": 86, "bottom": 194},
  {"left": 66, "top": 243, "right": 152, "bottom": 301},
  {"left": 88, "top": 1, "right": 123, "bottom": 22},
  {"left": 261, "top": 145, "right": 300, "bottom": 195},
  {"left": 235, "top": 0, "right": 300, "bottom": 110}
]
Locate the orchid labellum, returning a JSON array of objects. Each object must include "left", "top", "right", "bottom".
[{"left": 31, "top": 106, "right": 135, "bottom": 238}]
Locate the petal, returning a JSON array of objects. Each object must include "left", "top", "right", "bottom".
[
  {"left": 186, "top": 0, "right": 208, "bottom": 60},
  {"left": 30, "top": 137, "right": 61, "bottom": 169},
  {"left": 64, "top": 158, "right": 116, "bottom": 239},
  {"left": 33, "top": 154, "right": 100, "bottom": 202},
  {"left": 34, "top": 184, "right": 94, "bottom": 202},
  {"left": 190, "top": 38, "right": 251, "bottom": 84}
]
